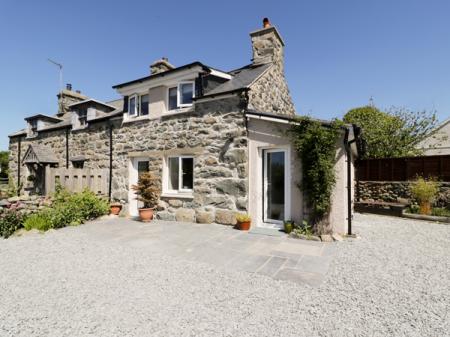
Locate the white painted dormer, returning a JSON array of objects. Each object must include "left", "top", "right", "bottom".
[
  {"left": 69, "top": 99, "right": 116, "bottom": 130},
  {"left": 24, "top": 114, "right": 62, "bottom": 138}
]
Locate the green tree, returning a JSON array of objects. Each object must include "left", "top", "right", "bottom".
[
  {"left": 344, "top": 106, "right": 438, "bottom": 159},
  {"left": 0, "top": 151, "right": 9, "bottom": 179}
]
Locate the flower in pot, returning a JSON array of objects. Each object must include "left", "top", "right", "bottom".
[
  {"left": 110, "top": 201, "right": 122, "bottom": 216},
  {"left": 410, "top": 177, "right": 439, "bottom": 215},
  {"left": 131, "top": 172, "right": 161, "bottom": 222},
  {"left": 236, "top": 213, "right": 251, "bottom": 230}
]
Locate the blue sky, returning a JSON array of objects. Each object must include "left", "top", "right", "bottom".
[{"left": 1, "top": 0, "right": 449, "bottom": 150}]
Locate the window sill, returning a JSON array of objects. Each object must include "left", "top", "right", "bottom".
[
  {"left": 160, "top": 192, "right": 194, "bottom": 199},
  {"left": 165, "top": 107, "right": 193, "bottom": 116},
  {"left": 122, "top": 115, "right": 150, "bottom": 124}
]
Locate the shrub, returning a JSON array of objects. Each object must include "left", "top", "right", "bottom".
[
  {"left": 410, "top": 177, "right": 439, "bottom": 204},
  {"left": 0, "top": 209, "right": 24, "bottom": 238},
  {"left": 24, "top": 211, "right": 52, "bottom": 231},
  {"left": 236, "top": 213, "right": 251, "bottom": 222},
  {"left": 23, "top": 188, "right": 109, "bottom": 232},
  {"left": 431, "top": 208, "right": 450, "bottom": 217},
  {"left": 131, "top": 172, "right": 161, "bottom": 208}
]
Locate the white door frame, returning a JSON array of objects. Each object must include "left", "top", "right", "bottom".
[
  {"left": 261, "top": 147, "right": 291, "bottom": 229},
  {"left": 128, "top": 157, "right": 148, "bottom": 217}
]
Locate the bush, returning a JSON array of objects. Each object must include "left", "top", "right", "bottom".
[
  {"left": 24, "top": 188, "right": 109, "bottom": 232},
  {"left": 0, "top": 209, "right": 24, "bottom": 238},
  {"left": 431, "top": 208, "right": 450, "bottom": 217},
  {"left": 410, "top": 177, "right": 439, "bottom": 203},
  {"left": 24, "top": 211, "right": 52, "bottom": 231}
]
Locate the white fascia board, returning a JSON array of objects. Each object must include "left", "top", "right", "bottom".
[
  {"left": 116, "top": 66, "right": 204, "bottom": 96},
  {"left": 246, "top": 113, "right": 290, "bottom": 124},
  {"left": 209, "top": 68, "right": 232, "bottom": 80}
]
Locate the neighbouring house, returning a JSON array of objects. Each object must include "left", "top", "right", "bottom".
[
  {"left": 416, "top": 118, "right": 450, "bottom": 155},
  {"left": 8, "top": 19, "right": 359, "bottom": 234}
]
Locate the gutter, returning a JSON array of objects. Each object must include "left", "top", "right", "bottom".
[
  {"left": 108, "top": 122, "right": 113, "bottom": 201},
  {"left": 344, "top": 126, "right": 358, "bottom": 236}
]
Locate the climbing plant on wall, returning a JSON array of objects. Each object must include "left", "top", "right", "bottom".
[{"left": 287, "top": 117, "right": 343, "bottom": 231}]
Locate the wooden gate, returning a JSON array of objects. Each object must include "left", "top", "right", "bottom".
[{"left": 45, "top": 168, "right": 109, "bottom": 196}]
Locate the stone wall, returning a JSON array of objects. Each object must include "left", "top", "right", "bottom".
[
  {"left": 357, "top": 181, "right": 450, "bottom": 207},
  {"left": 9, "top": 94, "right": 248, "bottom": 225}
]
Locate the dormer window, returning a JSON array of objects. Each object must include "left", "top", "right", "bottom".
[
  {"left": 129, "top": 94, "right": 149, "bottom": 117},
  {"left": 78, "top": 108, "right": 87, "bottom": 126},
  {"left": 167, "top": 81, "right": 195, "bottom": 111},
  {"left": 30, "top": 120, "right": 38, "bottom": 132}
]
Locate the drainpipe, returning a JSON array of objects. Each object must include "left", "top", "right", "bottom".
[
  {"left": 65, "top": 128, "right": 69, "bottom": 169},
  {"left": 17, "top": 137, "right": 22, "bottom": 196},
  {"left": 344, "top": 127, "right": 357, "bottom": 236},
  {"left": 108, "top": 122, "right": 113, "bottom": 202}
]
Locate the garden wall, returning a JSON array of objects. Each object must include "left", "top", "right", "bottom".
[{"left": 356, "top": 181, "right": 450, "bottom": 207}]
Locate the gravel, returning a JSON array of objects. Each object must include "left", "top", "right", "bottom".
[{"left": 0, "top": 213, "right": 449, "bottom": 337}]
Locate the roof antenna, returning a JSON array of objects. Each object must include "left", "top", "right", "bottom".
[
  {"left": 47, "top": 58, "right": 64, "bottom": 112},
  {"left": 368, "top": 95, "right": 375, "bottom": 107}
]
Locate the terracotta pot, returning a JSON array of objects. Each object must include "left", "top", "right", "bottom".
[
  {"left": 110, "top": 204, "right": 122, "bottom": 215},
  {"left": 139, "top": 208, "right": 154, "bottom": 222},
  {"left": 284, "top": 222, "right": 293, "bottom": 234},
  {"left": 238, "top": 221, "right": 251, "bottom": 231},
  {"left": 419, "top": 201, "right": 431, "bottom": 215}
]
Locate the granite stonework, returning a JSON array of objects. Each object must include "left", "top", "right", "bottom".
[
  {"left": 248, "top": 26, "right": 295, "bottom": 116},
  {"left": 9, "top": 95, "right": 250, "bottom": 224},
  {"left": 357, "top": 180, "right": 450, "bottom": 207},
  {"left": 8, "top": 24, "right": 303, "bottom": 226}
]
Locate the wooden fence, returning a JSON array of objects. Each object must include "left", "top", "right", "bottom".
[
  {"left": 45, "top": 168, "right": 109, "bottom": 196},
  {"left": 356, "top": 155, "right": 450, "bottom": 181}
]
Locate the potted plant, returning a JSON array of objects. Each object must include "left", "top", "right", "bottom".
[
  {"left": 236, "top": 213, "right": 251, "bottom": 230},
  {"left": 131, "top": 171, "right": 161, "bottom": 222},
  {"left": 110, "top": 201, "right": 122, "bottom": 216},
  {"left": 410, "top": 177, "right": 439, "bottom": 215},
  {"left": 284, "top": 220, "right": 294, "bottom": 234}
]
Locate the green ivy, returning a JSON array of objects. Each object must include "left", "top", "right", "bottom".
[{"left": 287, "top": 116, "right": 343, "bottom": 226}]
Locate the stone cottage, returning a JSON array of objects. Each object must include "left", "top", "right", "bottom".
[
  {"left": 416, "top": 117, "right": 450, "bottom": 155},
  {"left": 8, "top": 19, "right": 359, "bottom": 234}
]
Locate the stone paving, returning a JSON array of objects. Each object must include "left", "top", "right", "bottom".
[{"left": 84, "top": 216, "right": 334, "bottom": 286}]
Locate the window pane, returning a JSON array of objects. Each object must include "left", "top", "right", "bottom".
[
  {"left": 137, "top": 161, "right": 149, "bottom": 177},
  {"left": 168, "top": 87, "right": 177, "bottom": 110},
  {"left": 180, "top": 83, "right": 193, "bottom": 105},
  {"left": 129, "top": 96, "right": 136, "bottom": 115},
  {"left": 181, "top": 157, "right": 193, "bottom": 190},
  {"left": 168, "top": 157, "right": 179, "bottom": 190},
  {"left": 140, "top": 94, "right": 149, "bottom": 115}
]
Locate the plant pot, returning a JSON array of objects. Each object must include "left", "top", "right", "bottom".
[
  {"left": 138, "top": 208, "right": 154, "bottom": 222},
  {"left": 237, "top": 221, "right": 251, "bottom": 231},
  {"left": 110, "top": 204, "right": 122, "bottom": 215},
  {"left": 284, "top": 222, "right": 293, "bottom": 234},
  {"left": 419, "top": 201, "right": 431, "bottom": 215}
]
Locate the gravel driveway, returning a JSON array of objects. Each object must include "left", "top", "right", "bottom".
[{"left": 0, "top": 213, "right": 449, "bottom": 337}]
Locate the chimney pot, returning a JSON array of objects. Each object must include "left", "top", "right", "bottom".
[
  {"left": 263, "top": 17, "right": 271, "bottom": 28},
  {"left": 150, "top": 58, "right": 175, "bottom": 75},
  {"left": 66, "top": 83, "right": 72, "bottom": 91},
  {"left": 76, "top": 90, "right": 81, "bottom": 94}
]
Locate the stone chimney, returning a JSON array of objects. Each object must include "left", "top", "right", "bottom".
[
  {"left": 250, "top": 18, "right": 285, "bottom": 67},
  {"left": 56, "top": 83, "right": 88, "bottom": 118},
  {"left": 150, "top": 57, "right": 175, "bottom": 75}
]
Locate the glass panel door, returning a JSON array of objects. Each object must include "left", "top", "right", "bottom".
[{"left": 264, "top": 150, "right": 286, "bottom": 225}]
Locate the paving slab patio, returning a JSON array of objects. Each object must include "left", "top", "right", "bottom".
[{"left": 89, "top": 216, "right": 335, "bottom": 286}]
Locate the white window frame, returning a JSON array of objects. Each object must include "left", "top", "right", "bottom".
[
  {"left": 165, "top": 155, "right": 194, "bottom": 194},
  {"left": 167, "top": 86, "right": 178, "bottom": 112},
  {"left": 128, "top": 95, "right": 138, "bottom": 116},
  {"left": 139, "top": 93, "right": 149, "bottom": 116},
  {"left": 177, "top": 81, "right": 195, "bottom": 108}
]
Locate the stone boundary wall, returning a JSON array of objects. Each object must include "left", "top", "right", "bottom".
[
  {"left": 356, "top": 181, "right": 450, "bottom": 207},
  {"left": 0, "top": 195, "right": 51, "bottom": 216}
]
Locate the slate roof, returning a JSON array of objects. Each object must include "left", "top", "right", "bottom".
[
  {"left": 203, "top": 63, "right": 271, "bottom": 97},
  {"left": 23, "top": 144, "right": 58, "bottom": 164}
]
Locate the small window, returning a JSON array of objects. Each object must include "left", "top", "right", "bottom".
[
  {"left": 30, "top": 120, "right": 38, "bottom": 131},
  {"left": 167, "top": 156, "right": 194, "bottom": 192},
  {"left": 140, "top": 94, "right": 149, "bottom": 115},
  {"left": 178, "top": 82, "right": 194, "bottom": 107},
  {"left": 138, "top": 161, "right": 149, "bottom": 176},
  {"left": 78, "top": 108, "right": 87, "bottom": 126},
  {"left": 129, "top": 96, "right": 137, "bottom": 116},
  {"left": 73, "top": 161, "right": 84, "bottom": 169},
  {"left": 168, "top": 87, "right": 177, "bottom": 111}
]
